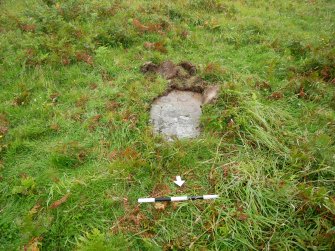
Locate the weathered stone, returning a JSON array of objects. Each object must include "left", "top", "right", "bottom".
[
  {"left": 150, "top": 90, "right": 203, "bottom": 140},
  {"left": 143, "top": 60, "right": 220, "bottom": 140}
]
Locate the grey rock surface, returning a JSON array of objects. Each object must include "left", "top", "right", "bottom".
[{"left": 150, "top": 90, "right": 203, "bottom": 140}]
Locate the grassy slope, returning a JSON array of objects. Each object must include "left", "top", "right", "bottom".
[{"left": 0, "top": 0, "right": 334, "bottom": 250}]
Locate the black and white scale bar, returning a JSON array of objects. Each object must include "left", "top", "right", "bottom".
[{"left": 138, "top": 195, "right": 219, "bottom": 203}]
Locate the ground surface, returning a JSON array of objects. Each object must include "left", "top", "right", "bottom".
[{"left": 0, "top": 0, "right": 335, "bottom": 250}]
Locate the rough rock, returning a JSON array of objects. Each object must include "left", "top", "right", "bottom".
[
  {"left": 150, "top": 90, "right": 203, "bottom": 140},
  {"left": 143, "top": 60, "right": 220, "bottom": 140}
]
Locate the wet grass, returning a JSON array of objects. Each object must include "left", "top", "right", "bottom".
[{"left": 0, "top": 0, "right": 334, "bottom": 250}]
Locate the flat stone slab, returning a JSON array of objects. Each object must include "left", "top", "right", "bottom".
[{"left": 150, "top": 90, "right": 203, "bottom": 140}]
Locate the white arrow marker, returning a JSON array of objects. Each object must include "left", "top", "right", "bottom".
[{"left": 174, "top": 176, "right": 185, "bottom": 187}]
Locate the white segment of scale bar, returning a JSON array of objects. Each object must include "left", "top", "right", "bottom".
[
  {"left": 171, "top": 196, "right": 188, "bottom": 201},
  {"left": 203, "top": 195, "right": 219, "bottom": 200},
  {"left": 138, "top": 198, "right": 155, "bottom": 203}
]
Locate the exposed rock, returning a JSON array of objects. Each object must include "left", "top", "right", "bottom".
[
  {"left": 143, "top": 60, "right": 221, "bottom": 140},
  {"left": 150, "top": 90, "right": 203, "bottom": 140}
]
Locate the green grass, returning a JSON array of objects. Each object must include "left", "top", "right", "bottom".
[{"left": 0, "top": 0, "right": 334, "bottom": 250}]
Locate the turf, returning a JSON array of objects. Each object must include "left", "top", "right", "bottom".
[{"left": 0, "top": 0, "right": 334, "bottom": 250}]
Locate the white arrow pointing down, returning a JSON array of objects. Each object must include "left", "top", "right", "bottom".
[{"left": 174, "top": 176, "right": 185, "bottom": 187}]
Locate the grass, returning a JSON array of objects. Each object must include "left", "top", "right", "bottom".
[{"left": 0, "top": 0, "right": 334, "bottom": 250}]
